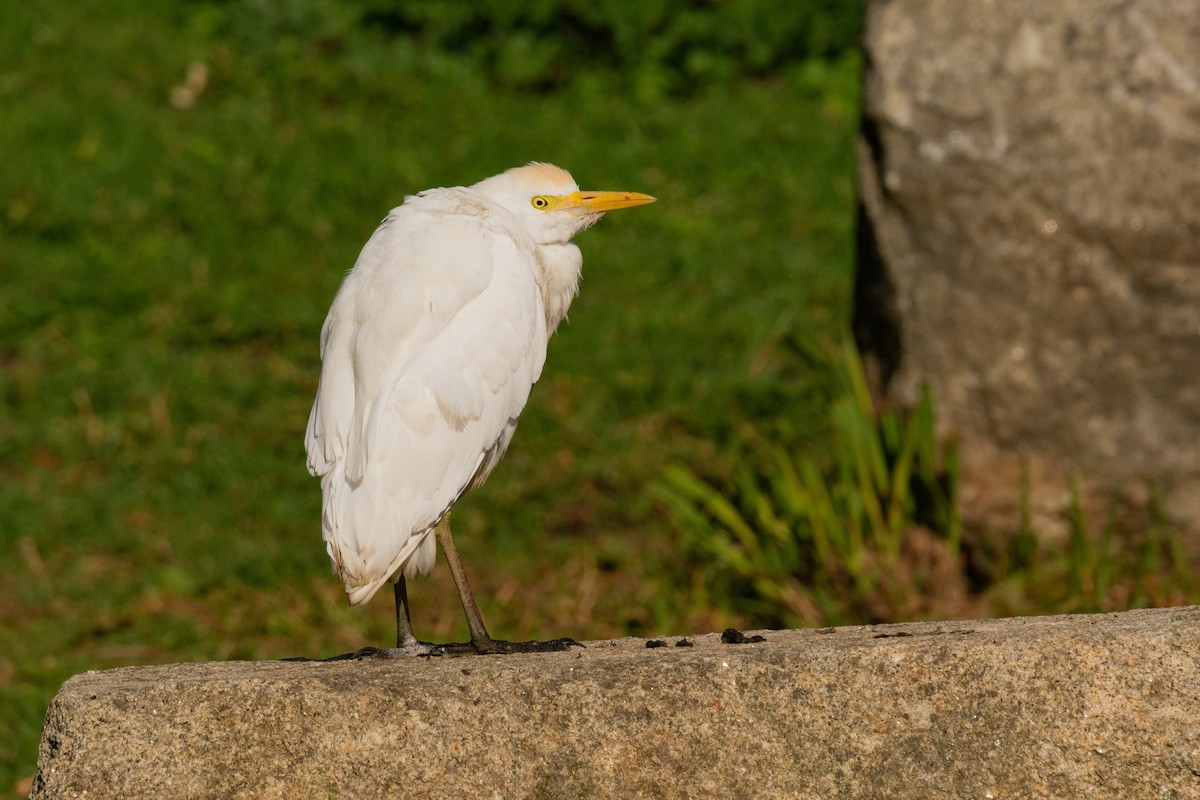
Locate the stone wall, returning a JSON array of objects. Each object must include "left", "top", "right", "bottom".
[{"left": 33, "top": 608, "right": 1200, "bottom": 798}]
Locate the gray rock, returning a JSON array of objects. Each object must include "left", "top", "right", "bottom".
[
  {"left": 33, "top": 607, "right": 1200, "bottom": 799},
  {"left": 855, "top": 0, "right": 1200, "bottom": 536}
]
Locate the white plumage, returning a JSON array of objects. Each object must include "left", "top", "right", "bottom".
[{"left": 304, "top": 163, "right": 653, "bottom": 653}]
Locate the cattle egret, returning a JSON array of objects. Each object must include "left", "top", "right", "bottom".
[{"left": 305, "top": 163, "right": 655, "bottom": 655}]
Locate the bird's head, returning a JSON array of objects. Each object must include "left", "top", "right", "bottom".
[{"left": 472, "top": 162, "right": 655, "bottom": 245}]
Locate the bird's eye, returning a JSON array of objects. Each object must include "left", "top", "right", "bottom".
[{"left": 531, "top": 196, "right": 551, "bottom": 210}]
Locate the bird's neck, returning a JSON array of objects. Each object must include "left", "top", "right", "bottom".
[{"left": 534, "top": 241, "right": 583, "bottom": 333}]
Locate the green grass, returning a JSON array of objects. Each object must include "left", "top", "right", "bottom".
[{"left": 1, "top": 2, "right": 861, "bottom": 791}]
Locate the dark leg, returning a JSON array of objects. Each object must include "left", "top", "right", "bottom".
[
  {"left": 433, "top": 518, "right": 582, "bottom": 655},
  {"left": 395, "top": 576, "right": 418, "bottom": 648},
  {"left": 305, "top": 574, "right": 432, "bottom": 660}
]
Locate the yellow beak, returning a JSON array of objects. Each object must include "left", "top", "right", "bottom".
[{"left": 562, "top": 190, "right": 656, "bottom": 213}]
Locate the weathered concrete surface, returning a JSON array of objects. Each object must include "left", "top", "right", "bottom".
[
  {"left": 854, "top": 0, "right": 1200, "bottom": 538},
  {"left": 33, "top": 607, "right": 1200, "bottom": 799}
]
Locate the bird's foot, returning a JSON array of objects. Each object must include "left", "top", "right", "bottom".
[
  {"left": 428, "top": 637, "right": 584, "bottom": 657},
  {"left": 332, "top": 644, "right": 430, "bottom": 660},
  {"left": 321, "top": 646, "right": 393, "bottom": 661},
  {"left": 282, "top": 638, "right": 582, "bottom": 661},
  {"left": 281, "top": 641, "right": 442, "bottom": 661}
]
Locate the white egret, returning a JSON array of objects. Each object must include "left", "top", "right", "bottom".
[{"left": 305, "top": 163, "right": 655, "bottom": 655}]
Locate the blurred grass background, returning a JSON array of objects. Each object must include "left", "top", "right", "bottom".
[{"left": 1, "top": 1, "right": 1194, "bottom": 794}]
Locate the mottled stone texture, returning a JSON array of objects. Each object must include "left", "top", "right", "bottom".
[
  {"left": 855, "top": 0, "right": 1200, "bottom": 535},
  {"left": 33, "top": 608, "right": 1200, "bottom": 799}
]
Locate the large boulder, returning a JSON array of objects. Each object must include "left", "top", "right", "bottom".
[{"left": 855, "top": 0, "right": 1200, "bottom": 538}]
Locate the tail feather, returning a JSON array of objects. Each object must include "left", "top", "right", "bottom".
[
  {"left": 322, "top": 464, "right": 439, "bottom": 606},
  {"left": 342, "top": 527, "right": 435, "bottom": 605}
]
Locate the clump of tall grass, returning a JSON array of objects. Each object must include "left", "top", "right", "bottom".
[
  {"left": 659, "top": 338, "right": 963, "bottom": 628},
  {"left": 659, "top": 338, "right": 1197, "bottom": 629}
]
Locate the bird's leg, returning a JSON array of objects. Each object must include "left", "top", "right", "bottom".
[
  {"left": 303, "top": 575, "right": 436, "bottom": 660},
  {"left": 434, "top": 516, "right": 496, "bottom": 647},
  {"left": 432, "top": 517, "right": 581, "bottom": 656},
  {"left": 346, "top": 574, "right": 441, "bottom": 657},
  {"left": 395, "top": 576, "right": 418, "bottom": 648}
]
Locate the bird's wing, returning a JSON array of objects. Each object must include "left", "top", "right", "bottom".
[{"left": 305, "top": 192, "right": 549, "bottom": 603}]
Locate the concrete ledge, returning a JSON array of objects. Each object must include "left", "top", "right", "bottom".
[{"left": 33, "top": 607, "right": 1200, "bottom": 799}]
